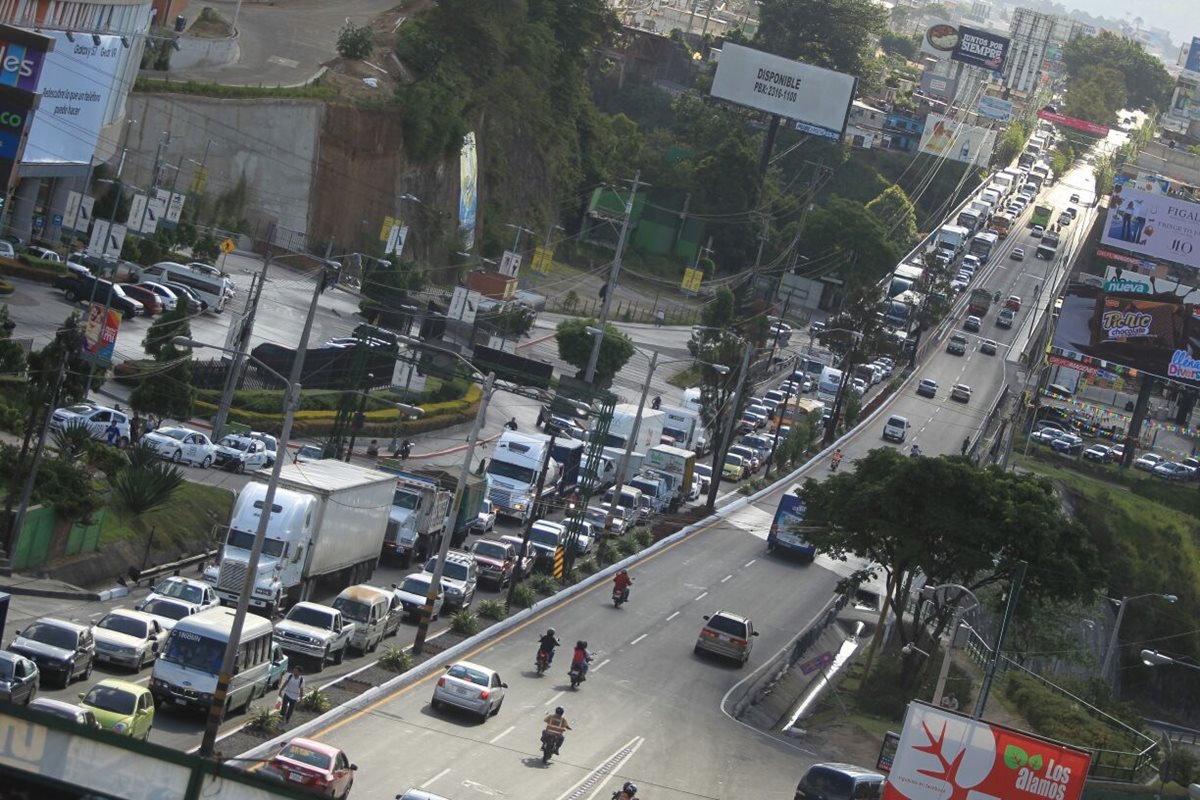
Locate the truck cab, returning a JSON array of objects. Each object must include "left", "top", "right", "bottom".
[
  {"left": 273, "top": 602, "right": 354, "bottom": 666},
  {"left": 216, "top": 483, "right": 315, "bottom": 614},
  {"left": 486, "top": 431, "right": 559, "bottom": 522},
  {"left": 629, "top": 474, "right": 668, "bottom": 514}
]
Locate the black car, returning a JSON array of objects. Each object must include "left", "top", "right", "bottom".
[
  {"left": 53, "top": 274, "right": 143, "bottom": 317},
  {"left": 162, "top": 281, "right": 208, "bottom": 313},
  {"left": 8, "top": 618, "right": 95, "bottom": 689}
]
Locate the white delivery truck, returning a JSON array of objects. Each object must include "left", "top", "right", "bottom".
[
  {"left": 646, "top": 444, "right": 696, "bottom": 506},
  {"left": 485, "top": 430, "right": 560, "bottom": 523},
  {"left": 214, "top": 461, "right": 394, "bottom": 615},
  {"left": 934, "top": 224, "right": 970, "bottom": 255},
  {"left": 603, "top": 404, "right": 666, "bottom": 450},
  {"left": 658, "top": 404, "right": 706, "bottom": 453}
]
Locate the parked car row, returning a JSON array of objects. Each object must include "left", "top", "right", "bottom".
[{"left": 1034, "top": 421, "right": 1197, "bottom": 479}]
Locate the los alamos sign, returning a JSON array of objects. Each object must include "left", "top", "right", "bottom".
[{"left": 883, "top": 703, "right": 1091, "bottom": 800}]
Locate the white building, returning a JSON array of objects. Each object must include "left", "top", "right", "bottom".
[{"left": 1002, "top": 8, "right": 1082, "bottom": 96}]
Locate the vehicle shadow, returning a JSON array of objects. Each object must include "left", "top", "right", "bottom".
[
  {"left": 416, "top": 703, "right": 489, "bottom": 727},
  {"left": 521, "top": 756, "right": 552, "bottom": 769}
]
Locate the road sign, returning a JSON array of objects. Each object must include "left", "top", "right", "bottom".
[
  {"left": 220, "top": 238, "right": 236, "bottom": 254},
  {"left": 681, "top": 267, "right": 703, "bottom": 293},
  {"left": 553, "top": 546, "right": 565, "bottom": 580}
]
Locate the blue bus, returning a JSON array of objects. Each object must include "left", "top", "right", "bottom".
[{"left": 767, "top": 491, "right": 817, "bottom": 561}]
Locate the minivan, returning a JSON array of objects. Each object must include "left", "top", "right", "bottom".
[
  {"left": 794, "top": 763, "right": 885, "bottom": 800},
  {"left": 332, "top": 585, "right": 401, "bottom": 654},
  {"left": 883, "top": 415, "right": 909, "bottom": 443}
]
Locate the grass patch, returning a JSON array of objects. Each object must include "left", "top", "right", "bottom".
[
  {"left": 99, "top": 481, "right": 234, "bottom": 548},
  {"left": 666, "top": 364, "right": 701, "bottom": 389},
  {"left": 476, "top": 598, "right": 507, "bottom": 620},
  {"left": 999, "top": 671, "right": 1145, "bottom": 752},
  {"left": 135, "top": 77, "right": 337, "bottom": 100}
]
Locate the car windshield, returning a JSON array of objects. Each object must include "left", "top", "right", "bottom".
[
  {"left": 156, "top": 580, "right": 203, "bottom": 604},
  {"left": 393, "top": 490, "right": 420, "bottom": 510},
  {"left": 219, "top": 437, "right": 249, "bottom": 451},
  {"left": 254, "top": 435, "right": 277, "bottom": 450},
  {"left": 332, "top": 597, "right": 371, "bottom": 623},
  {"left": 486, "top": 460, "right": 535, "bottom": 484},
  {"left": 0, "top": 659, "right": 13, "bottom": 679},
  {"left": 157, "top": 428, "right": 188, "bottom": 442},
  {"left": 706, "top": 614, "right": 747, "bottom": 638},
  {"left": 226, "top": 529, "right": 286, "bottom": 557},
  {"left": 473, "top": 542, "right": 507, "bottom": 560},
  {"left": 286, "top": 606, "right": 334, "bottom": 628},
  {"left": 401, "top": 576, "right": 433, "bottom": 595},
  {"left": 98, "top": 615, "right": 148, "bottom": 638},
  {"left": 82, "top": 685, "right": 137, "bottom": 715},
  {"left": 63, "top": 404, "right": 93, "bottom": 415},
  {"left": 278, "top": 743, "right": 333, "bottom": 771},
  {"left": 446, "top": 664, "right": 489, "bottom": 686},
  {"left": 22, "top": 623, "right": 77, "bottom": 650},
  {"left": 530, "top": 528, "right": 560, "bottom": 547},
  {"left": 801, "top": 767, "right": 856, "bottom": 800},
  {"left": 427, "top": 558, "right": 468, "bottom": 581},
  {"left": 142, "top": 599, "right": 190, "bottom": 620}
]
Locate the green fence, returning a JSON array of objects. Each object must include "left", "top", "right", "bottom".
[{"left": 12, "top": 505, "right": 104, "bottom": 571}]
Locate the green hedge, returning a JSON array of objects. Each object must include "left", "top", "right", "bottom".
[
  {"left": 0, "top": 257, "right": 67, "bottom": 284},
  {"left": 135, "top": 77, "right": 337, "bottom": 100},
  {"left": 0, "top": 278, "right": 13, "bottom": 295}
]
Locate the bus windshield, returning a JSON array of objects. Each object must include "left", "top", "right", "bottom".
[
  {"left": 969, "top": 233, "right": 997, "bottom": 261},
  {"left": 1031, "top": 204, "right": 1054, "bottom": 228},
  {"left": 160, "top": 630, "right": 225, "bottom": 672}
]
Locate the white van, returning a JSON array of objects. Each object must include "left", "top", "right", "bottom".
[
  {"left": 150, "top": 608, "right": 274, "bottom": 713},
  {"left": 817, "top": 367, "right": 843, "bottom": 402},
  {"left": 883, "top": 414, "right": 910, "bottom": 443},
  {"left": 603, "top": 484, "right": 647, "bottom": 522},
  {"left": 332, "top": 585, "right": 401, "bottom": 654},
  {"left": 140, "top": 262, "right": 229, "bottom": 313}
]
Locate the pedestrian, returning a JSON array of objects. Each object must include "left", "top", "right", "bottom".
[
  {"left": 961, "top": 437, "right": 970, "bottom": 456},
  {"left": 278, "top": 666, "right": 304, "bottom": 726},
  {"left": 105, "top": 421, "right": 120, "bottom": 446},
  {"left": 536, "top": 407, "right": 546, "bottom": 428},
  {"left": 655, "top": 309, "right": 665, "bottom": 327},
  {"left": 366, "top": 439, "right": 379, "bottom": 459},
  {"left": 505, "top": 417, "right": 518, "bottom": 431},
  {"left": 396, "top": 439, "right": 412, "bottom": 460}
]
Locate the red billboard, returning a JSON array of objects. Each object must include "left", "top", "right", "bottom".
[
  {"left": 883, "top": 703, "right": 1091, "bottom": 800},
  {"left": 1037, "top": 109, "right": 1110, "bottom": 137}
]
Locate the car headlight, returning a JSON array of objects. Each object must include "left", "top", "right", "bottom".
[
  {"left": 113, "top": 721, "right": 129, "bottom": 734},
  {"left": 513, "top": 502, "right": 526, "bottom": 511}
]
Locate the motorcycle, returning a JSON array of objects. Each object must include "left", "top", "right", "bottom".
[
  {"left": 540, "top": 731, "right": 559, "bottom": 764},
  {"left": 535, "top": 649, "right": 550, "bottom": 676},
  {"left": 569, "top": 662, "right": 587, "bottom": 690},
  {"left": 830, "top": 457, "right": 841, "bottom": 472},
  {"left": 612, "top": 584, "right": 628, "bottom": 608}
]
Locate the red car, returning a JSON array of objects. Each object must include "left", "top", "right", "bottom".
[
  {"left": 1005, "top": 295, "right": 1022, "bottom": 312},
  {"left": 119, "top": 283, "right": 163, "bottom": 315},
  {"left": 264, "top": 738, "right": 356, "bottom": 798}
]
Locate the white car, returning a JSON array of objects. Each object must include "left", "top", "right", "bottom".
[
  {"left": 27, "top": 246, "right": 61, "bottom": 262},
  {"left": 93, "top": 609, "right": 165, "bottom": 671},
  {"left": 49, "top": 402, "right": 131, "bottom": 445},
  {"left": 142, "top": 426, "right": 216, "bottom": 467},
  {"left": 431, "top": 660, "right": 507, "bottom": 721},
  {"left": 248, "top": 431, "right": 278, "bottom": 466},
  {"left": 136, "top": 576, "right": 220, "bottom": 614},
  {"left": 135, "top": 281, "right": 178, "bottom": 312},
  {"left": 212, "top": 434, "right": 271, "bottom": 473},
  {"left": 1133, "top": 453, "right": 1164, "bottom": 472},
  {"left": 391, "top": 573, "right": 445, "bottom": 621},
  {"left": 137, "top": 597, "right": 196, "bottom": 633}
]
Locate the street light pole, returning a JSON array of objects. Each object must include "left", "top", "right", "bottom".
[
  {"left": 1101, "top": 593, "right": 1178, "bottom": 685},
  {"left": 413, "top": 372, "right": 495, "bottom": 655},
  {"left": 600, "top": 350, "right": 657, "bottom": 558},
  {"left": 584, "top": 171, "right": 641, "bottom": 383},
  {"left": 706, "top": 343, "right": 754, "bottom": 512},
  {"left": 198, "top": 270, "right": 327, "bottom": 758}
]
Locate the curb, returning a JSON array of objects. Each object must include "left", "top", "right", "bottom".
[{"left": 0, "top": 582, "right": 129, "bottom": 602}]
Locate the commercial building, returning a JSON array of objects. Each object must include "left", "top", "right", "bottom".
[{"left": 1002, "top": 8, "right": 1081, "bottom": 96}]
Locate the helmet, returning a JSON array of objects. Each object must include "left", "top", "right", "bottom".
[
  {"left": 555, "top": 706, "right": 565, "bottom": 715},
  {"left": 577, "top": 640, "right": 588, "bottom": 649},
  {"left": 546, "top": 627, "right": 556, "bottom": 636},
  {"left": 624, "top": 782, "right": 638, "bottom": 794}
]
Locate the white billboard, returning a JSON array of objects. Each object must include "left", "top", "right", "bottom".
[
  {"left": 448, "top": 286, "right": 481, "bottom": 323},
  {"left": 711, "top": 43, "right": 856, "bottom": 139},
  {"left": 22, "top": 32, "right": 122, "bottom": 165},
  {"left": 918, "top": 113, "right": 997, "bottom": 165},
  {"left": 62, "top": 191, "right": 94, "bottom": 231},
  {"left": 87, "top": 220, "right": 126, "bottom": 258},
  {"left": 1103, "top": 185, "right": 1200, "bottom": 270},
  {"left": 127, "top": 194, "right": 147, "bottom": 232}
]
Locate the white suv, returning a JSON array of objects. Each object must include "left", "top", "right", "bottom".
[
  {"left": 423, "top": 550, "right": 479, "bottom": 610},
  {"left": 49, "top": 402, "right": 131, "bottom": 446}
]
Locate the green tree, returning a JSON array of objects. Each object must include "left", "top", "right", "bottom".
[
  {"left": 802, "top": 197, "right": 900, "bottom": 285},
  {"left": 691, "top": 134, "right": 762, "bottom": 269},
  {"left": 865, "top": 184, "right": 918, "bottom": 251},
  {"left": 113, "top": 443, "right": 185, "bottom": 514},
  {"left": 879, "top": 32, "right": 919, "bottom": 60},
  {"left": 1063, "top": 66, "right": 1127, "bottom": 126},
  {"left": 754, "top": 0, "right": 887, "bottom": 77},
  {"left": 993, "top": 120, "right": 1030, "bottom": 168},
  {"left": 1063, "top": 31, "right": 1172, "bottom": 110},
  {"left": 0, "top": 304, "right": 25, "bottom": 376},
  {"left": 700, "top": 287, "right": 736, "bottom": 330},
  {"left": 26, "top": 314, "right": 97, "bottom": 407},
  {"left": 336, "top": 21, "right": 374, "bottom": 59},
  {"left": 555, "top": 318, "right": 633, "bottom": 382},
  {"left": 130, "top": 306, "right": 195, "bottom": 421}
]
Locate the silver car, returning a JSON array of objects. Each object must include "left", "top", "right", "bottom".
[
  {"left": 392, "top": 573, "right": 445, "bottom": 621},
  {"left": 694, "top": 610, "right": 759, "bottom": 666},
  {"left": 430, "top": 660, "right": 507, "bottom": 721},
  {"left": 0, "top": 650, "right": 39, "bottom": 705},
  {"left": 93, "top": 609, "right": 165, "bottom": 670}
]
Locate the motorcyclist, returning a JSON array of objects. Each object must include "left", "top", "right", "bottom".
[
  {"left": 505, "top": 417, "right": 519, "bottom": 430},
  {"left": 910, "top": 444, "right": 922, "bottom": 458},
  {"left": 613, "top": 569, "right": 633, "bottom": 603},
  {"left": 993, "top": 290, "right": 1001, "bottom": 303},
  {"left": 543, "top": 706, "right": 571, "bottom": 755},
  {"left": 830, "top": 448, "right": 843, "bottom": 470},
  {"left": 538, "top": 628, "right": 560, "bottom": 665},
  {"left": 571, "top": 640, "right": 592, "bottom": 678},
  {"left": 613, "top": 781, "right": 639, "bottom": 800},
  {"left": 650, "top": 396, "right": 661, "bottom": 410}
]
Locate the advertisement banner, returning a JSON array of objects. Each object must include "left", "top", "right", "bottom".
[
  {"left": 458, "top": 131, "right": 478, "bottom": 250},
  {"left": 1051, "top": 283, "right": 1200, "bottom": 388},
  {"left": 62, "top": 190, "right": 81, "bottom": 230},
  {"left": 127, "top": 194, "right": 147, "bottom": 232},
  {"left": 1104, "top": 266, "right": 1200, "bottom": 305},
  {"left": 164, "top": 190, "right": 185, "bottom": 223},
  {"left": 0, "top": 25, "right": 54, "bottom": 91},
  {"left": 1037, "top": 109, "right": 1109, "bottom": 137},
  {"left": 951, "top": 26, "right": 1010, "bottom": 71},
  {"left": 379, "top": 215, "right": 396, "bottom": 241},
  {"left": 883, "top": 702, "right": 1091, "bottom": 800},
  {"left": 917, "top": 113, "right": 996, "bottom": 165},
  {"left": 919, "top": 71, "right": 958, "bottom": 101},
  {"left": 531, "top": 245, "right": 553, "bottom": 273},
  {"left": 681, "top": 267, "right": 703, "bottom": 293},
  {"left": 87, "top": 220, "right": 125, "bottom": 258},
  {"left": 83, "top": 301, "right": 122, "bottom": 367},
  {"left": 1129, "top": 172, "right": 1173, "bottom": 195},
  {"left": 977, "top": 96, "right": 1014, "bottom": 122},
  {"left": 920, "top": 21, "right": 960, "bottom": 59},
  {"left": 1184, "top": 36, "right": 1200, "bottom": 77},
  {"left": 23, "top": 31, "right": 121, "bottom": 165},
  {"left": 1102, "top": 185, "right": 1200, "bottom": 270},
  {"left": 447, "top": 286, "right": 480, "bottom": 324},
  {"left": 499, "top": 249, "right": 521, "bottom": 277},
  {"left": 711, "top": 43, "right": 856, "bottom": 138}
]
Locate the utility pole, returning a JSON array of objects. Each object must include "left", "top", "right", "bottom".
[
  {"left": 509, "top": 428, "right": 559, "bottom": 602},
  {"left": 767, "top": 386, "right": 792, "bottom": 478},
  {"left": 211, "top": 240, "right": 271, "bottom": 441},
  {"left": 600, "top": 351, "right": 657, "bottom": 559},
  {"left": 344, "top": 373, "right": 376, "bottom": 461},
  {"left": 705, "top": 343, "right": 754, "bottom": 512},
  {"left": 584, "top": 171, "right": 642, "bottom": 384},
  {"left": 136, "top": 131, "right": 169, "bottom": 238},
  {"left": 414, "top": 372, "right": 495, "bottom": 654},
  {"left": 972, "top": 560, "right": 1026, "bottom": 719}
]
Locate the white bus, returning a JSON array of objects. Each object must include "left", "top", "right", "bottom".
[
  {"left": 140, "top": 261, "right": 231, "bottom": 313},
  {"left": 150, "top": 607, "right": 277, "bottom": 714}
]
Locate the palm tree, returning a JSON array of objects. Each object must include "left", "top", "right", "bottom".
[
  {"left": 113, "top": 460, "right": 185, "bottom": 515},
  {"left": 51, "top": 421, "right": 95, "bottom": 459}
]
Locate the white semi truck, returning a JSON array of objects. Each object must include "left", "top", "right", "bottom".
[
  {"left": 485, "top": 430, "right": 560, "bottom": 524},
  {"left": 214, "top": 461, "right": 395, "bottom": 615}
]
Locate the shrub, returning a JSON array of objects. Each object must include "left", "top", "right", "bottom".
[
  {"left": 598, "top": 542, "right": 619, "bottom": 565},
  {"left": 575, "top": 557, "right": 597, "bottom": 576},
  {"left": 299, "top": 688, "right": 330, "bottom": 713},
  {"left": 476, "top": 598, "right": 507, "bottom": 620},
  {"left": 337, "top": 21, "right": 375, "bottom": 59},
  {"left": 246, "top": 704, "right": 281, "bottom": 733},
  {"left": 135, "top": 77, "right": 337, "bottom": 100},
  {"left": 529, "top": 573, "right": 559, "bottom": 595},
  {"left": 450, "top": 609, "right": 480, "bottom": 635},
  {"left": 633, "top": 527, "right": 654, "bottom": 549},
  {"left": 616, "top": 537, "right": 638, "bottom": 557},
  {"left": 509, "top": 583, "right": 537, "bottom": 609},
  {"left": 378, "top": 645, "right": 414, "bottom": 674}
]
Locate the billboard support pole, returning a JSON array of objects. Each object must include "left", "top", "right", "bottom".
[
  {"left": 972, "top": 560, "right": 1026, "bottom": 719},
  {"left": 759, "top": 114, "right": 781, "bottom": 177},
  {"left": 1119, "top": 376, "right": 1156, "bottom": 471}
]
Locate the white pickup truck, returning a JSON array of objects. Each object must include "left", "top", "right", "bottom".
[{"left": 272, "top": 601, "right": 355, "bottom": 667}]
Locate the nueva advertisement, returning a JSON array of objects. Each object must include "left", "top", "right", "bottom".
[{"left": 883, "top": 703, "right": 1091, "bottom": 800}]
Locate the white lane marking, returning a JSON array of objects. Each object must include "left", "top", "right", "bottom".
[
  {"left": 695, "top": 591, "right": 708, "bottom": 601},
  {"left": 666, "top": 611, "right": 680, "bottom": 622},
  {"left": 592, "top": 658, "right": 611, "bottom": 672},
  {"left": 545, "top": 690, "right": 565, "bottom": 706},
  {"left": 552, "top": 735, "right": 644, "bottom": 800},
  {"left": 720, "top": 574, "right": 733, "bottom": 583},
  {"left": 422, "top": 767, "right": 452, "bottom": 788},
  {"left": 488, "top": 725, "right": 515, "bottom": 744},
  {"left": 630, "top": 634, "right": 647, "bottom": 646},
  {"left": 744, "top": 559, "right": 757, "bottom": 567}
]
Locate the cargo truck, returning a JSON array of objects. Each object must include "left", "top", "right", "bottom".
[
  {"left": 645, "top": 444, "right": 696, "bottom": 508},
  {"left": 374, "top": 463, "right": 451, "bottom": 566},
  {"left": 658, "top": 404, "right": 703, "bottom": 453},
  {"left": 603, "top": 404, "right": 666, "bottom": 450},
  {"left": 485, "top": 430, "right": 560, "bottom": 523},
  {"left": 934, "top": 224, "right": 970, "bottom": 255},
  {"left": 967, "top": 287, "right": 992, "bottom": 317},
  {"left": 214, "top": 461, "right": 394, "bottom": 615},
  {"left": 551, "top": 438, "right": 584, "bottom": 495}
]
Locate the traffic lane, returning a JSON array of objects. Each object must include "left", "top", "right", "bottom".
[{"left": 309, "top": 497, "right": 844, "bottom": 798}]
